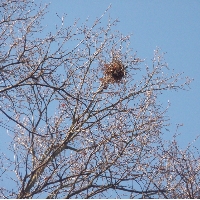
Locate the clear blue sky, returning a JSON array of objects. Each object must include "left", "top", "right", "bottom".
[
  {"left": 42, "top": 0, "right": 200, "bottom": 148},
  {"left": 1, "top": 0, "right": 200, "bottom": 150}
]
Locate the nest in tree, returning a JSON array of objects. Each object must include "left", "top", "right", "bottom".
[{"left": 100, "top": 59, "right": 126, "bottom": 88}]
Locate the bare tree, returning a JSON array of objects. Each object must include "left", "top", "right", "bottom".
[
  {"left": 144, "top": 134, "right": 200, "bottom": 199},
  {"left": 0, "top": 0, "right": 199, "bottom": 198}
]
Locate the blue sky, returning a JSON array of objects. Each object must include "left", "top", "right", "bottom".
[
  {"left": 42, "top": 0, "right": 200, "bottom": 148},
  {"left": 1, "top": 0, "right": 200, "bottom": 150}
]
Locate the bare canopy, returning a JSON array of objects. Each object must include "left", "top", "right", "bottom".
[{"left": 0, "top": 0, "right": 199, "bottom": 199}]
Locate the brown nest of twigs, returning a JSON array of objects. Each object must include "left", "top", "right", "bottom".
[{"left": 100, "top": 59, "right": 126, "bottom": 88}]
